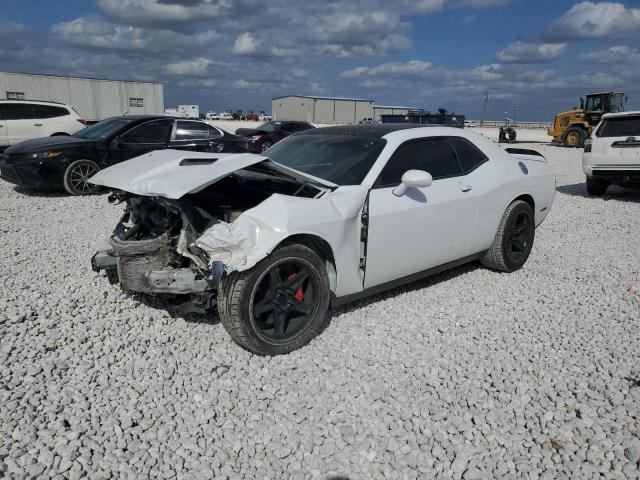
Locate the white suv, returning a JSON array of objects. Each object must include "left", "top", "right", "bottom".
[
  {"left": 0, "top": 100, "right": 86, "bottom": 148},
  {"left": 583, "top": 111, "right": 640, "bottom": 195}
]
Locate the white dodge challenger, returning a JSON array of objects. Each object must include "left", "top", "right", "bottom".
[{"left": 90, "top": 125, "right": 556, "bottom": 355}]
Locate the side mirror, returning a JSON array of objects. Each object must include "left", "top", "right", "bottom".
[{"left": 392, "top": 170, "right": 433, "bottom": 197}]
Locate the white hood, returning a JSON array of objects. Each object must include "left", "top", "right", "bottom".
[{"left": 90, "top": 148, "right": 338, "bottom": 199}]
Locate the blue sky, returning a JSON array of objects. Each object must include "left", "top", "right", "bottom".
[{"left": 2, "top": 0, "right": 640, "bottom": 121}]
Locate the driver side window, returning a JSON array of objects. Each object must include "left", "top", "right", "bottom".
[
  {"left": 122, "top": 119, "right": 173, "bottom": 144},
  {"left": 376, "top": 137, "right": 462, "bottom": 187}
]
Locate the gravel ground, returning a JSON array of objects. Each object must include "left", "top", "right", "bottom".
[{"left": 1, "top": 141, "right": 639, "bottom": 480}]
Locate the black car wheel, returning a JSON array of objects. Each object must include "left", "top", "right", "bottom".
[
  {"left": 586, "top": 175, "right": 608, "bottom": 196},
  {"left": 260, "top": 140, "right": 273, "bottom": 153},
  {"left": 481, "top": 200, "right": 535, "bottom": 272},
  {"left": 217, "top": 244, "right": 330, "bottom": 355},
  {"left": 63, "top": 159, "right": 100, "bottom": 196}
]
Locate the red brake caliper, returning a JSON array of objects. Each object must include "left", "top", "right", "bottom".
[{"left": 287, "top": 274, "right": 304, "bottom": 301}]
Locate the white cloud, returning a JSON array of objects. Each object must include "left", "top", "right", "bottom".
[
  {"left": 233, "top": 79, "right": 260, "bottom": 89},
  {"left": 496, "top": 41, "right": 566, "bottom": 64},
  {"left": 53, "top": 17, "right": 217, "bottom": 52},
  {"left": 548, "top": 1, "right": 640, "bottom": 40},
  {"left": 343, "top": 60, "right": 434, "bottom": 78},
  {"left": 581, "top": 45, "right": 640, "bottom": 64},
  {"left": 164, "top": 58, "right": 211, "bottom": 76},
  {"left": 232, "top": 32, "right": 259, "bottom": 55}
]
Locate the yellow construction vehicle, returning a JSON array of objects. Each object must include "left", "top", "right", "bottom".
[{"left": 548, "top": 92, "right": 626, "bottom": 147}]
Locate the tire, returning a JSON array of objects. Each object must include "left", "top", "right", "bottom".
[
  {"left": 217, "top": 244, "right": 331, "bottom": 355},
  {"left": 562, "top": 127, "right": 585, "bottom": 148},
  {"left": 586, "top": 175, "right": 608, "bottom": 196},
  {"left": 481, "top": 200, "right": 535, "bottom": 273},
  {"left": 63, "top": 159, "right": 101, "bottom": 196},
  {"left": 260, "top": 140, "right": 273, "bottom": 153}
]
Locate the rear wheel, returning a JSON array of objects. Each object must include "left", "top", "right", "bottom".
[
  {"left": 562, "top": 127, "right": 585, "bottom": 148},
  {"left": 481, "top": 200, "right": 535, "bottom": 272},
  {"left": 63, "top": 159, "right": 100, "bottom": 195},
  {"left": 586, "top": 176, "right": 608, "bottom": 196},
  {"left": 217, "top": 244, "right": 330, "bottom": 355}
]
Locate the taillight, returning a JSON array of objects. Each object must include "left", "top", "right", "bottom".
[
  {"left": 584, "top": 138, "right": 592, "bottom": 153},
  {"left": 77, "top": 119, "right": 87, "bottom": 125}
]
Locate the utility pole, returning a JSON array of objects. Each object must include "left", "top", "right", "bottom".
[
  {"left": 481, "top": 92, "right": 489, "bottom": 126},
  {"left": 513, "top": 104, "right": 517, "bottom": 125}
]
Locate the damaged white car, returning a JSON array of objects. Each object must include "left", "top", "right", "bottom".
[{"left": 90, "top": 125, "right": 555, "bottom": 355}]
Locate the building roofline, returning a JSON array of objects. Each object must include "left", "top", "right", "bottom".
[
  {"left": 272, "top": 94, "right": 374, "bottom": 102},
  {"left": 373, "top": 105, "right": 414, "bottom": 109},
  {"left": 0, "top": 70, "right": 163, "bottom": 86}
]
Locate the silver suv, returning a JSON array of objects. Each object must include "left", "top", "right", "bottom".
[
  {"left": 583, "top": 111, "right": 640, "bottom": 195},
  {"left": 0, "top": 100, "right": 86, "bottom": 147}
]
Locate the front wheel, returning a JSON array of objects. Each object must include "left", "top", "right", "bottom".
[
  {"left": 481, "top": 200, "right": 535, "bottom": 272},
  {"left": 217, "top": 244, "right": 330, "bottom": 355},
  {"left": 562, "top": 127, "right": 585, "bottom": 148},
  {"left": 260, "top": 140, "right": 273, "bottom": 153},
  {"left": 586, "top": 176, "right": 608, "bottom": 196},
  {"left": 63, "top": 159, "right": 101, "bottom": 195}
]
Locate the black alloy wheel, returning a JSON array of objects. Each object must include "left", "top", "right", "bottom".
[
  {"left": 505, "top": 210, "right": 532, "bottom": 264},
  {"left": 480, "top": 200, "right": 535, "bottom": 272},
  {"left": 217, "top": 244, "right": 331, "bottom": 355},
  {"left": 63, "top": 159, "right": 100, "bottom": 195},
  {"left": 250, "top": 259, "right": 319, "bottom": 342}
]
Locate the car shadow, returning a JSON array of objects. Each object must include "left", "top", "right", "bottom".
[
  {"left": 12, "top": 185, "right": 108, "bottom": 198},
  {"left": 130, "top": 292, "right": 220, "bottom": 326},
  {"left": 556, "top": 183, "right": 640, "bottom": 203},
  {"left": 330, "top": 261, "right": 482, "bottom": 319}
]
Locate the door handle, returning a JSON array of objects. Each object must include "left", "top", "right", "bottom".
[
  {"left": 459, "top": 182, "right": 472, "bottom": 192},
  {"left": 34, "top": 123, "right": 43, "bottom": 127}
]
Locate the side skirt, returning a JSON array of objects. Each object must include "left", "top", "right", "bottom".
[{"left": 333, "top": 252, "right": 485, "bottom": 307}]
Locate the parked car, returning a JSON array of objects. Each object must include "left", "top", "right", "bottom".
[
  {"left": 90, "top": 124, "right": 556, "bottom": 355},
  {"left": 246, "top": 113, "right": 259, "bottom": 121},
  {"left": 0, "top": 116, "right": 247, "bottom": 195},
  {"left": 206, "top": 112, "right": 220, "bottom": 120},
  {"left": 358, "top": 118, "right": 374, "bottom": 125},
  {"left": 220, "top": 112, "right": 233, "bottom": 120},
  {"left": 236, "top": 121, "right": 315, "bottom": 153},
  {"left": 0, "top": 100, "right": 86, "bottom": 148},
  {"left": 259, "top": 114, "right": 272, "bottom": 122},
  {"left": 232, "top": 111, "right": 242, "bottom": 120},
  {"left": 583, "top": 110, "right": 640, "bottom": 195},
  {"left": 464, "top": 120, "right": 476, "bottom": 128}
]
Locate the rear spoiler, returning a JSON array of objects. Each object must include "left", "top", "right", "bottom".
[{"left": 504, "top": 147, "right": 546, "bottom": 162}]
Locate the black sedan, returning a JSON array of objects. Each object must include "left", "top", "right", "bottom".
[{"left": 0, "top": 115, "right": 248, "bottom": 195}]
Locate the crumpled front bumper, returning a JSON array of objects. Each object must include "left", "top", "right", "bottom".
[{"left": 91, "top": 234, "right": 217, "bottom": 295}]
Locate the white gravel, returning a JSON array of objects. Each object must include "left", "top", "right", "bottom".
[{"left": 1, "top": 141, "right": 639, "bottom": 479}]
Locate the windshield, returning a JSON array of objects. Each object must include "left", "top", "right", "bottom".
[
  {"left": 74, "top": 117, "right": 136, "bottom": 140},
  {"left": 257, "top": 121, "right": 281, "bottom": 133},
  {"left": 264, "top": 134, "right": 387, "bottom": 185}
]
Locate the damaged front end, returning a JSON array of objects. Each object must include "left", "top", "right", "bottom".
[{"left": 92, "top": 164, "right": 328, "bottom": 312}]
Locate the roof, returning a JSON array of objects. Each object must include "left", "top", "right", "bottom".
[
  {"left": 272, "top": 94, "right": 374, "bottom": 102},
  {"left": 0, "top": 70, "right": 162, "bottom": 86},
  {"left": 297, "top": 124, "right": 427, "bottom": 138},
  {"left": 602, "top": 110, "right": 640, "bottom": 118},
  {"left": 373, "top": 105, "right": 413, "bottom": 110},
  {"left": 0, "top": 99, "right": 70, "bottom": 105}
]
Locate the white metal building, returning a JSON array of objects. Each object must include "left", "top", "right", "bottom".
[
  {"left": 373, "top": 105, "right": 412, "bottom": 122},
  {"left": 0, "top": 71, "right": 164, "bottom": 122},
  {"left": 272, "top": 95, "right": 375, "bottom": 124}
]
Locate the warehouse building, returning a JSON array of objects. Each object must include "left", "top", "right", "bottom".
[
  {"left": 0, "top": 71, "right": 164, "bottom": 122},
  {"left": 272, "top": 95, "right": 374, "bottom": 124},
  {"left": 373, "top": 105, "right": 412, "bottom": 122}
]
